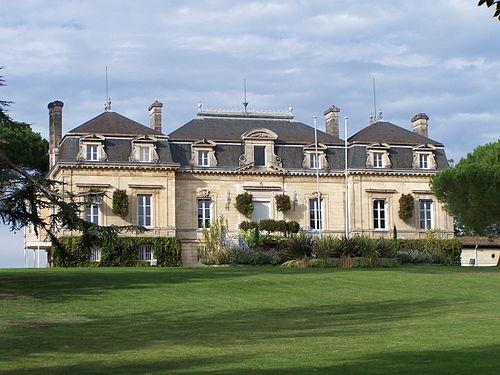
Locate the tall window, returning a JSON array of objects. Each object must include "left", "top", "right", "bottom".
[
  {"left": 373, "top": 199, "right": 386, "bottom": 230},
  {"left": 86, "top": 144, "right": 98, "bottom": 161},
  {"left": 85, "top": 197, "right": 100, "bottom": 224},
  {"left": 198, "top": 150, "right": 209, "bottom": 167},
  {"left": 89, "top": 247, "right": 101, "bottom": 262},
  {"left": 419, "top": 154, "right": 429, "bottom": 169},
  {"left": 254, "top": 145, "right": 266, "bottom": 166},
  {"left": 197, "top": 198, "right": 211, "bottom": 228},
  {"left": 310, "top": 153, "right": 320, "bottom": 169},
  {"left": 419, "top": 200, "right": 433, "bottom": 230},
  {"left": 309, "top": 198, "right": 323, "bottom": 231},
  {"left": 373, "top": 152, "right": 384, "bottom": 168},
  {"left": 139, "top": 146, "right": 150, "bottom": 162},
  {"left": 137, "top": 194, "right": 152, "bottom": 227},
  {"left": 138, "top": 245, "right": 153, "bottom": 262}
]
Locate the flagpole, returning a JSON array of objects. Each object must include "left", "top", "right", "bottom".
[
  {"left": 344, "top": 116, "right": 349, "bottom": 238},
  {"left": 313, "top": 116, "right": 322, "bottom": 238}
]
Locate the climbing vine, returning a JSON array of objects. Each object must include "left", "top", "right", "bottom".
[
  {"left": 235, "top": 192, "right": 254, "bottom": 218},
  {"left": 112, "top": 189, "right": 129, "bottom": 217},
  {"left": 399, "top": 194, "right": 414, "bottom": 221},
  {"left": 275, "top": 194, "right": 291, "bottom": 213}
]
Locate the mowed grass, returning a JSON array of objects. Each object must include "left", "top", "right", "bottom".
[{"left": 1, "top": 266, "right": 500, "bottom": 374}]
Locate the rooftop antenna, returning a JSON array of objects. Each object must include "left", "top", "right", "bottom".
[
  {"left": 242, "top": 78, "right": 249, "bottom": 113},
  {"left": 372, "top": 77, "right": 377, "bottom": 122},
  {"left": 104, "top": 66, "right": 111, "bottom": 112}
]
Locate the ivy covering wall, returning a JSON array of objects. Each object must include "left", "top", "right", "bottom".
[{"left": 52, "top": 236, "right": 182, "bottom": 267}]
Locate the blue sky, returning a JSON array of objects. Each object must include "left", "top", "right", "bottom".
[{"left": 1, "top": 0, "right": 499, "bottom": 267}]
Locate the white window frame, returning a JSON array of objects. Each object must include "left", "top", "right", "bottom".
[
  {"left": 419, "top": 153, "right": 429, "bottom": 169},
  {"left": 138, "top": 244, "right": 153, "bottom": 263},
  {"left": 86, "top": 144, "right": 98, "bottom": 161},
  {"left": 89, "top": 247, "right": 101, "bottom": 262},
  {"left": 373, "top": 152, "right": 384, "bottom": 168},
  {"left": 198, "top": 150, "right": 209, "bottom": 167},
  {"left": 137, "top": 194, "right": 153, "bottom": 228},
  {"left": 139, "top": 146, "right": 151, "bottom": 162},
  {"left": 85, "top": 197, "right": 100, "bottom": 225},
  {"left": 419, "top": 199, "right": 433, "bottom": 230},
  {"left": 309, "top": 198, "right": 323, "bottom": 231},
  {"left": 373, "top": 199, "right": 387, "bottom": 230},
  {"left": 310, "top": 153, "right": 321, "bottom": 169},
  {"left": 197, "top": 198, "right": 212, "bottom": 228}
]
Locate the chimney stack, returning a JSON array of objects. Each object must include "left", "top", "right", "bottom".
[
  {"left": 411, "top": 113, "right": 429, "bottom": 138},
  {"left": 149, "top": 100, "right": 163, "bottom": 133},
  {"left": 324, "top": 105, "right": 340, "bottom": 138},
  {"left": 48, "top": 100, "right": 64, "bottom": 168}
]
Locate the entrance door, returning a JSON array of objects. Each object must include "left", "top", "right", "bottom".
[{"left": 252, "top": 200, "right": 270, "bottom": 222}]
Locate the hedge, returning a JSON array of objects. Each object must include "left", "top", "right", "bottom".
[
  {"left": 52, "top": 236, "right": 182, "bottom": 267},
  {"left": 393, "top": 238, "right": 462, "bottom": 265}
]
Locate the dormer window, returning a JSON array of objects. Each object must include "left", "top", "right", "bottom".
[
  {"left": 310, "top": 153, "right": 321, "bottom": 169},
  {"left": 254, "top": 146, "right": 266, "bottom": 167},
  {"left": 86, "top": 145, "right": 98, "bottom": 161},
  {"left": 139, "top": 146, "right": 151, "bottom": 162},
  {"left": 413, "top": 144, "right": 437, "bottom": 170},
  {"left": 373, "top": 152, "right": 384, "bottom": 168},
  {"left": 419, "top": 154, "right": 429, "bottom": 169},
  {"left": 302, "top": 143, "right": 328, "bottom": 171},
  {"left": 130, "top": 135, "right": 159, "bottom": 163},
  {"left": 366, "top": 143, "right": 391, "bottom": 169},
  {"left": 239, "top": 128, "right": 283, "bottom": 171},
  {"left": 191, "top": 139, "right": 217, "bottom": 168},
  {"left": 77, "top": 134, "right": 107, "bottom": 162},
  {"left": 198, "top": 150, "right": 209, "bottom": 167}
]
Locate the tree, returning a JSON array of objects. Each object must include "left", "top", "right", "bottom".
[
  {"left": 478, "top": 0, "right": 500, "bottom": 21},
  {"left": 0, "top": 70, "right": 142, "bottom": 249},
  {"left": 430, "top": 141, "right": 500, "bottom": 235}
]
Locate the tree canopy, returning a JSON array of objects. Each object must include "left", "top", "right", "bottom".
[{"left": 430, "top": 141, "right": 500, "bottom": 235}]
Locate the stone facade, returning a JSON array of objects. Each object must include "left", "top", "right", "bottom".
[{"left": 24, "top": 101, "right": 454, "bottom": 266}]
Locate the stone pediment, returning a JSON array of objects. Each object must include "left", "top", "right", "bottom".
[{"left": 241, "top": 128, "right": 278, "bottom": 140}]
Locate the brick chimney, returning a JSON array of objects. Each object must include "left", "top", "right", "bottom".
[
  {"left": 323, "top": 105, "right": 340, "bottom": 138},
  {"left": 411, "top": 113, "right": 429, "bottom": 138},
  {"left": 149, "top": 100, "right": 163, "bottom": 133},
  {"left": 48, "top": 100, "right": 63, "bottom": 168}
]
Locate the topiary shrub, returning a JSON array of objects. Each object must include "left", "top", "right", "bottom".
[
  {"left": 239, "top": 221, "right": 258, "bottom": 231},
  {"left": 259, "top": 219, "right": 278, "bottom": 233},
  {"left": 398, "top": 193, "right": 414, "bottom": 221},
  {"left": 275, "top": 220, "right": 288, "bottom": 234},
  {"left": 275, "top": 194, "right": 291, "bottom": 213},
  {"left": 286, "top": 220, "right": 300, "bottom": 234},
  {"left": 235, "top": 192, "right": 254, "bottom": 218},
  {"left": 112, "top": 189, "right": 129, "bottom": 218}
]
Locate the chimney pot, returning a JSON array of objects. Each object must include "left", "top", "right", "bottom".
[
  {"left": 323, "top": 105, "right": 340, "bottom": 138},
  {"left": 149, "top": 100, "right": 163, "bottom": 133},
  {"left": 411, "top": 112, "right": 429, "bottom": 138}
]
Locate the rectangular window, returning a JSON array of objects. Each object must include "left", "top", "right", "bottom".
[
  {"left": 86, "top": 144, "right": 98, "bottom": 161},
  {"left": 309, "top": 198, "right": 323, "bottom": 231},
  {"left": 373, "top": 199, "right": 386, "bottom": 230},
  {"left": 139, "top": 146, "right": 150, "bottom": 162},
  {"left": 254, "top": 145, "right": 266, "bottom": 166},
  {"left": 137, "top": 194, "right": 152, "bottom": 227},
  {"left": 89, "top": 247, "right": 101, "bottom": 262},
  {"left": 419, "top": 154, "right": 429, "bottom": 169},
  {"left": 198, "top": 150, "right": 209, "bottom": 167},
  {"left": 197, "top": 198, "right": 211, "bottom": 228},
  {"left": 310, "top": 153, "right": 321, "bottom": 169},
  {"left": 419, "top": 200, "right": 433, "bottom": 230},
  {"left": 85, "top": 197, "right": 100, "bottom": 225},
  {"left": 373, "top": 152, "right": 384, "bottom": 168},
  {"left": 138, "top": 245, "right": 153, "bottom": 262}
]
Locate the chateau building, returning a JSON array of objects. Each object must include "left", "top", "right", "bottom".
[{"left": 24, "top": 100, "right": 453, "bottom": 266}]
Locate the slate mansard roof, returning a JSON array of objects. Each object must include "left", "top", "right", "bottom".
[
  {"left": 168, "top": 117, "right": 343, "bottom": 145},
  {"left": 56, "top": 109, "right": 449, "bottom": 172}
]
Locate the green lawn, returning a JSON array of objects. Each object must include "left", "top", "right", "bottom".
[{"left": 1, "top": 266, "right": 499, "bottom": 374}]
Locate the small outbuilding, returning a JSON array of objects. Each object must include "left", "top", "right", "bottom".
[{"left": 460, "top": 237, "right": 500, "bottom": 267}]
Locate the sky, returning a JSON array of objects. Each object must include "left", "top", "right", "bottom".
[{"left": 0, "top": 0, "right": 499, "bottom": 267}]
